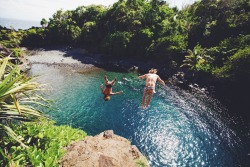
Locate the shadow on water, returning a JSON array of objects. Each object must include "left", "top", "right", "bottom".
[
  {"left": 39, "top": 46, "right": 175, "bottom": 75},
  {"left": 29, "top": 63, "right": 250, "bottom": 167},
  {"left": 38, "top": 46, "right": 130, "bottom": 72}
]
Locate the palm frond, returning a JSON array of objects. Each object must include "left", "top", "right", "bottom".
[
  {"left": 2, "top": 82, "right": 38, "bottom": 98},
  {"left": 2, "top": 104, "right": 43, "bottom": 117},
  {"left": 0, "top": 67, "right": 18, "bottom": 91},
  {"left": 0, "top": 57, "right": 10, "bottom": 79}
]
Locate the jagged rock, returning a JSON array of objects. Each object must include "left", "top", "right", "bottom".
[
  {"left": 59, "top": 130, "right": 150, "bottom": 167},
  {"left": 130, "top": 145, "right": 140, "bottom": 159},
  {"left": 103, "top": 130, "right": 113, "bottom": 139}
]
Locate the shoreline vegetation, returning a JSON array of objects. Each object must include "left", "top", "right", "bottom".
[{"left": 1, "top": 0, "right": 249, "bottom": 166}]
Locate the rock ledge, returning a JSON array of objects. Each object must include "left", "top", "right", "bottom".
[{"left": 59, "top": 130, "right": 150, "bottom": 167}]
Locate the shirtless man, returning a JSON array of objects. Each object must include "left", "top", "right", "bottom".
[
  {"left": 138, "top": 68, "right": 166, "bottom": 109},
  {"left": 100, "top": 75, "right": 123, "bottom": 101}
]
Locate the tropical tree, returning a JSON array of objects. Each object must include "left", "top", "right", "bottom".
[{"left": 40, "top": 18, "right": 48, "bottom": 28}]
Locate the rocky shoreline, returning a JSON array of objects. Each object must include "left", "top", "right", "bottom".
[
  {"left": 24, "top": 47, "right": 197, "bottom": 91},
  {"left": 24, "top": 46, "right": 196, "bottom": 91},
  {"left": 24, "top": 46, "right": 175, "bottom": 77}
]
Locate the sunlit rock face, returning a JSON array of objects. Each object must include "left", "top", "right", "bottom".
[{"left": 59, "top": 130, "right": 150, "bottom": 167}]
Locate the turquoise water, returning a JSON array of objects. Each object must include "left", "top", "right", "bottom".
[{"left": 29, "top": 64, "right": 249, "bottom": 166}]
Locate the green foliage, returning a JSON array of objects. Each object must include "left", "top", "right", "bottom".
[
  {"left": 40, "top": 18, "right": 48, "bottom": 28},
  {"left": 0, "top": 57, "right": 51, "bottom": 166},
  {"left": 128, "top": 28, "right": 153, "bottom": 57},
  {"left": 0, "top": 57, "right": 46, "bottom": 122},
  {"left": 44, "top": 9, "right": 81, "bottom": 45},
  {"left": 23, "top": 1, "right": 188, "bottom": 59},
  {"left": 21, "top": 28, "right": 46, "bottom": 47},
  {"left": 207, "top": 34, "right": 250, "bottom": 67},
  {"left": 11, "top": 48, "right": 22, "bottom": 57},
  {"left": 213, "top": 46, "right": 250, "bottom": 80},
  {"left": 181, "top": 44, "right": 213, "bottom": 73},
  {"left": 1, "top": 120, "right": 87, "bottom": 166},
  {"left": 72, "top": 5, "right": 106, "bottom": 27},
  {"left": 0, "top": 29, "right": 23, "bottom": 49},
  {"left": 136, "top": 159, "right": 147, "bottom": 167},
  {"left": 103, "top": 0, "right": 144, "bottom": 32},
  {"left": 81, "top": 21, "right": 98, "bottom": 45},
  {"left": 102, "top": 31, "right": 133, "bottom": 56},
  {"left": 69, "top": 25, "right": 81, "bottom": 42},
  {"left": 188, "top": 0, "right": 250, "bottom": 48}
]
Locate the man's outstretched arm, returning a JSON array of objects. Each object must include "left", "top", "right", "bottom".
[
  {"left": 138, "top": 74, "right": 146, "bottom": 79},
  {"left": 157, "top": 76, "right": 166, "bottom": 86}
]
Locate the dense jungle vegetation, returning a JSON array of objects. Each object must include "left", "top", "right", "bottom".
[{"left": 0, "top": 0, "right": 249, "bottom": 165}]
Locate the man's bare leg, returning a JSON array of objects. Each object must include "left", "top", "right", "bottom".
[
  {"left": 145, "top": 95, "right": 153, "bottom": 108},
  {"left": 141, "top": 94, "right": 146, "bottom": 109}
]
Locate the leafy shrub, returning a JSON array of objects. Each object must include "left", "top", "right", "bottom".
[
  {"left": 213, "top": 46, "right": 250, "bottom": 80},
  {"left": 1, "top": 120, "right": 87, "bottom": 167},
  {"left": 181, "top": 44, "right": 213, "bottom": 73},
  {"left": 0, "top": 29, "right": 23, "bottom": 49},
  {"left": 11, "top": 48, "right": 22, "bottom": 57},
  {"left": 21, "top": 28, "right": 46, "bottom": 47},
  {"left": 207, "top": 34, "right": 250, "bottom": 67}
]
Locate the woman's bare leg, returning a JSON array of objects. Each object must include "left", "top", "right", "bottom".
[
  {"left": 110, "top": 91, "right": 123, "bottom": 95},
  {"left": 111, "top": 78, "right": 117, "bottom": 85},
  {"left": 104, "top": 75, "right": 109, "bottom": 83}
]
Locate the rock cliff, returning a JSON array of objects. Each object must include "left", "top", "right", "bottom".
[{"left": 59, "top": 130, "right": 150, "bottom": 167}]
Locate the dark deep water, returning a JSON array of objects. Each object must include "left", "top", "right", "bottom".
[{"left": 29, "top": 64, "right": 250, "bottom": 166}]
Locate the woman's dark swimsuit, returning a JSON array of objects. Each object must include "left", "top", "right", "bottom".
[{"left": 105, "top": 84, "right": 112, "bottom": 88}]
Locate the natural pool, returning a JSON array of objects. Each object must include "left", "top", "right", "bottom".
[{"left": 29, "top": 64, "right": 249, "bottom": 166}]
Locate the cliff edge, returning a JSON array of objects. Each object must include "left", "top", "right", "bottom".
[{"left": 59, "top": 130, "right": 150, "bottom": 167}]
